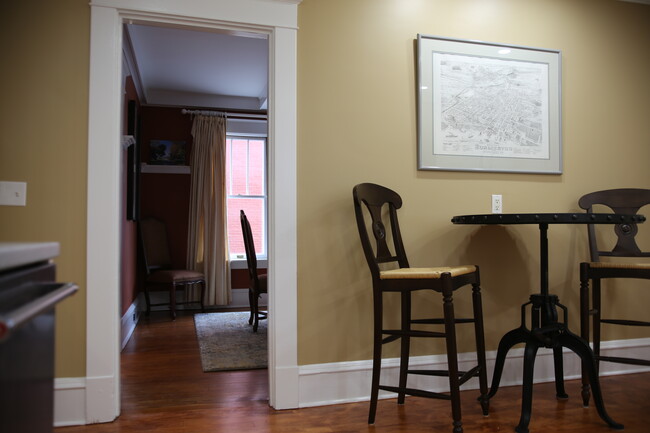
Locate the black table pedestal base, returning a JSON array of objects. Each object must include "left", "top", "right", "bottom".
[{"left": 486, "top": 294, "right": 623, "bottom": 433}]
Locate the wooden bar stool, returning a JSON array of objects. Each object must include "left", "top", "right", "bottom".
[
  {"left": 352, "top": 183, "right": 489, "bottom": 433},
  {"left": 578, "top": 188, "right": 650, "bottom": 407}
]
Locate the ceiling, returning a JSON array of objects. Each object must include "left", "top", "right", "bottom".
[
  {"left": 124, "top": 24, "right": 269, "bottom": 111},
  {"left": 123, "top": 1, "right": 648, "bottom": 112}
]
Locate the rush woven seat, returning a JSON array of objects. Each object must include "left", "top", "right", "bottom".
[
  {"left": 352, "top": 183, "right": 488, "bottom": 433},
  {"left": 578, "top": 188, "right": 650, "bottom": 407}
]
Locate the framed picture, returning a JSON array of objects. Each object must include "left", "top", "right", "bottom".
[
  {"left": 417, "top": 34, "right": 562, "bottom": 174},
  {"left": 149, "top": 140, "right": 186, "bottom": 165},
  {"left": 126, "top": 100, "right": 140, "bottom": 221}
]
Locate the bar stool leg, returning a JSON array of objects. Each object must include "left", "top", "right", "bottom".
[
  {"left": 398, "top": 291, "right": 411, "bottom": 405},
  {"left": 368, "top": 292, "right": 383, "bottom": 424},
  {"left": 472, "top": 283, "right": 489, "bottom": 415},
  {"left": 579, "top": 265, "right": 592, "bottom": 407},
  {"left": 442, "top": 278, "right": 463, "bottom": 433}
]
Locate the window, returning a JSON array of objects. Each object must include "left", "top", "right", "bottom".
[{"left": 226, "top": 136, "right": 266, "bottom": 259}]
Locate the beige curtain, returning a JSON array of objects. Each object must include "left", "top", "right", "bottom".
[{"left": 186, "top": 114, "right": 231, "bottom": 305}]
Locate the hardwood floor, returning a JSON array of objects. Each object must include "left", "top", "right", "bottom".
[{"left": 55, "top": 311, "right": 650, "bottom": 432}]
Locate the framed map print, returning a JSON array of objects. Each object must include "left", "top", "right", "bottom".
[{"left": 417, "top": 34, "right": 562, "bottom": 174}]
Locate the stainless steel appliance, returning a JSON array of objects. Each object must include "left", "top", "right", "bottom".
[{"left": 0, "top": 242, "right": 78, "bottom": 433}]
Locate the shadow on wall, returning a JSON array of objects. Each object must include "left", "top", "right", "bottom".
[{"left": 449, "top": 225, "right": 533, "bottom": 349}]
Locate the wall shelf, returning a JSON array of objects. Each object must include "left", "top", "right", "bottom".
[{"left": 141, "top": 163, "right": 190, "bottom": 174}]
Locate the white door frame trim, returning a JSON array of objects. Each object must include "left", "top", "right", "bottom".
[{"left": 87, "top": 0, "right": 298, "bottom": 422}]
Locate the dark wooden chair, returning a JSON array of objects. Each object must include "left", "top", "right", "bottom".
[
  {"left": 240, "top": 210, "right": 267, "bottom": 332},
  {"left": 578, "top": 188, "right": 650, "bottom": 407},
  {"left": 352, "top": 183, "right": 489, "bottom": 433},
  {"left": 139, "top": 217, "right": 205, "bottom": 320}
]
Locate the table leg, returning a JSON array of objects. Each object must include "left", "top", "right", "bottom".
[
  {"left": 515, "top": 342, "right": 540, "bottom": 433},
  {"left": 552, "top": 346, "right": 568, "bottom": 399},
  {"left": 556, "top": 331, "right": 624, "bottom": 430},
  {"left": 487, "top": 326, "right": 530, "bottom": 399},
  {"left": 491, "top": 297, "right": 623, "bottom": 432}
]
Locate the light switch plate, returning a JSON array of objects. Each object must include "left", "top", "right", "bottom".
[{"left": 0, "top": 181, "right": 27, "bottom": 206}]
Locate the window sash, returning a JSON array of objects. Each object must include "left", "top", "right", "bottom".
[{"left": 226, "top": 135, "right": 267, "bottom": 258}]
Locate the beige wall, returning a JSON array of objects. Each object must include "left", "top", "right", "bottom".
[
  {"left": 1, "top": 0, "right": 649, "bottom": 381},
  {"left": 0, "top": 0, "right": 89, "bottom": 377},
  {"left": 297, "top": 0, "right": 650, "bottom": 365}
]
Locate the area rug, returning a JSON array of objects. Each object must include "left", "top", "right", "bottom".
[{"left": 193, "top": 311, "right": 267, "bottom": 372}]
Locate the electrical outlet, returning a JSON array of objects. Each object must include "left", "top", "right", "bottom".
[{"left": 492, "top": 194, "right": 503, "bottom": 214}]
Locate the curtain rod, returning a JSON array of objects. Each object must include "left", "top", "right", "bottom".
[{"left": 181, "top": 109, "right": 267, "bottom": 121}]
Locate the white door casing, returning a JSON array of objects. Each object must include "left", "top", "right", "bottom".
[{"left": 88, "top": 0, "right": 299, "bottom": 422}]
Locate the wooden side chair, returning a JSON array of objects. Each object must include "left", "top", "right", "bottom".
[
  {"left": 578, "top": 188, "right": 650, "bottom": 406},
  {"left": 240, "top": 210, "right": 267, "bottom": 332},
  {"left": 139, "top": 217, "right": 205, "bottom": 320},
  {"left": 352, "top": 183, "right": 489, "bottom": 433}
]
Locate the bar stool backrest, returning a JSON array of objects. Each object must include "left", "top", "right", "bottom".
[
  {"left": 353, "top": 183, "right": 410, "bottom": 280},
  {"left": 578, "top": 188, "right": 650, "bottom": 261}
]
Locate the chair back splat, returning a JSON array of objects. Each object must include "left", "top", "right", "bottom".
[
  {"left": 354, "top": 183, "right": 409, "bottom": 274},
  {"left": 352, "top": 182, "right": 489, "bottom": 433},
  {"left": 578, "top": 188, "right": 650, "bottom": 407},
  {"left": 579, "top": 188, "right": 650, "bottom": 261}
]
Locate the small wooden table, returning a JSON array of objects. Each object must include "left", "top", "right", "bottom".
[{"left": 451, "top": 213, "right": 646, "bottom": 433}]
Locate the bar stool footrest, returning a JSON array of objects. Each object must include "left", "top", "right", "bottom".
[
  {"left": 600, "top": 318, "right": 650, "bottom": 327},
  {"left": 597, "top": 355, "right": 650, "bottom": 366},
  {"left": 379, "top": 385, "right": 451, "bottom": 400},
  {"left": 406, "top": 365, "right": 481, "bottom": 385}
]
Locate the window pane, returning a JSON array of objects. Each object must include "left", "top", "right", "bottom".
[
  {"left": 227, "top": 197, "right": 265, "bottom": 256},
  {"left": 230, "top": 139, "right": 249, "bottom": 195},
  {"left": 226, "top": 136, "right": 267, "bottom": 258},
  {"left": 248, "top": 139, "right": 265, "bottom": 196}
]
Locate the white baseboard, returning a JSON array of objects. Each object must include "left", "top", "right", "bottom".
[
  {"left": 120, "top": 300, "right": 140, "bottom": 350},
  {"left": 144, "top": 288, "right": 267, "bottom": 311},
  {"left": 297, "top": 337, "right": 650, "bottom": 408},
  {"left": 53, "top": 378, "right": 86, "bottom": 427}
]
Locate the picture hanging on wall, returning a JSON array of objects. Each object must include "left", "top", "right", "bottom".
[
  {"left": 149, "top": 140, "right": 186, "bottom": 165},
  {"left": 417, "top": 34, "right": 562, "bottom": 174},
  {"left": 126, "top": 99, "right": 139, "bottom": 221}
]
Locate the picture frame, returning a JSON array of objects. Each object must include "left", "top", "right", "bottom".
[
  {"left": 149, "top": 140, "right": 186, "bottom": 165},
  {"left": 417, "top": 34, "right": 562, "bottom": 174},
  {"left": 126, "top": 99, "right": 140, "bottom": 221}
]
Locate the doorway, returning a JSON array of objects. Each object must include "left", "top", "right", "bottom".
[
  {"left": 87, "top": 1, "right": 298, "bottom": 423},
  {"left": 122, "top": 22, "right": 270, "bottom": 315}
]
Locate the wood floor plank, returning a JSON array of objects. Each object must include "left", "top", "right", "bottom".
[{"left": 55, "top": 311, "right": 650, "bottom": 432}]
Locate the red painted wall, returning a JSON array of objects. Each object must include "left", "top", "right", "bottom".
[{"left": 139, "top": 106, "right": 193, "bottom": 269}]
